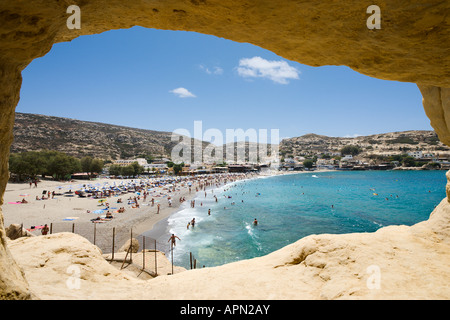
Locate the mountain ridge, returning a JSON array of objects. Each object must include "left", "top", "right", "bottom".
[{"left": 11, "top": 112, "right": 450, "bottom": 161}]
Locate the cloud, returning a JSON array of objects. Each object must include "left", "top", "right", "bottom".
[
  {"left": 237, "top": 56, "right": 300, "bottom": 84},
  {"left": 200, "top": 65, "right": 224, "bottom": 75},
  {"left": 343, "top": 134, "right": 362, "bottom": 138},
  {"left": 170, "top": 87, "right": 196, "bottom": 98}
]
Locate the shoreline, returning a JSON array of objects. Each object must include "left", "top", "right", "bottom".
[
  {"left": 139, "top": 169, "right": 329, "bottom": 256},
  {"left": 2, "top": 173, "right": 258, "bottom": 250},
  {"left": 144, "top": 168, "right": 446, "bottom": 267},
  {"left": 1, "top": 169, "right": 346, "bottom": 252},
  {"left": 138, "top": 172, "right": 265, "bottom": 247}
]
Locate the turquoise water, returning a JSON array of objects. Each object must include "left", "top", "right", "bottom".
[{"left": 166, "top": 170, "right": 447, "bottom": 269}]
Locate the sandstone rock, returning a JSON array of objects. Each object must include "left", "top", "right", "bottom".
[
  {"left": 5, "top": 224, "right": 34, "bottom": 240},
  {"left": 119, "top": 238, "right": 139, "bottom": 253},
  {"left": 0, "top": 0, "right": 449, "bottom": 299},
  {"left": 6, "top": 200, "right": 450, "bottom": 299}
]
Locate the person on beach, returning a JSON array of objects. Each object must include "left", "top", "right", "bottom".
[
  {"left": 191, "top": 218, "right": 196, "bottom": 227},
  {"left": 253, "top": 218, "right": 258, "bottom": 226},
  {"left": 41, "top": 224, "right": 49, "bottom": 235},
  {"left": 208, "top": 209, "right": 211, "bottom": 216},
  {"left": 168, "top": 234, "right": 180, "bottom": 247},
  {"left": 157, "top": 203, "right": 160, "bottom": 214}
]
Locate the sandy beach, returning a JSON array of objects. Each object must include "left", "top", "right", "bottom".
[
  {"left": 4, "top": 169, "right": 450, "bottom": 299},
  {"left": 2, "top": 173, "right": 257, "bottom": 252}
]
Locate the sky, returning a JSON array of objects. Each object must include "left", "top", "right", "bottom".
[{"left": 16, "top": 26, "right": 431, "bottom": 143}]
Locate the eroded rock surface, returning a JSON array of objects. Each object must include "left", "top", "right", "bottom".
[{"left": 0, "top": 0, "right": 449, "bottom": 299}]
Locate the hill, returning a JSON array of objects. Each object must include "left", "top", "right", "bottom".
[
  {"left": 11, "top": 113, "right": 206, "bottom": 160},
  {"left": 279, "top": 131, "right": 450, "bottom": 158},
  {"left": 11, "top": 113, "right": 450, "bottom": 162}
]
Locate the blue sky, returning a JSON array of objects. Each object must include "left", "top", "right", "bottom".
[{"left": 17, "top": 26, "right": 430, "bottom": 142}]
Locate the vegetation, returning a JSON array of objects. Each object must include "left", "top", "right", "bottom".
[
  {"left": 303, "top": 159, "right": 314, "bottom": 169},
  {"left": 80, "top": 156, "right": 104, "bottom": 177},
  {"left": 108, "top": 161, "right": 144, "bottom": 177},
  {"left": 386, "top": 137, "right": 418, "bottom": 145},
  {"left": 172, "top": 163, "right": 184, "bottom": 175},
  {"left": 340, "top": 145, "right": 362, "bottom": 156},
  {"left": 8, "top": 150, "right": 101, "bottom": 181}
]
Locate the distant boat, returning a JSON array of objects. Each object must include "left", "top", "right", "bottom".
[{"left": 312, "top": 175, "right": 318, "bottom": 178}]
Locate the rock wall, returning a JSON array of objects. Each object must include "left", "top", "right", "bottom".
[{"left": 0, "top": 0, "right": 449, "bottom": 299}]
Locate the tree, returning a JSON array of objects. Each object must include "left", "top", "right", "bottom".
[
  {"left": 121, "top": 165, "right": 135, "bottom": 177},
  {"left": 340, "top": 145, "right": 362, "bottom": 156},
  {"left": 109, "top": 164, "right": 122, "bottom": 176},
  {"left": 90, "top": 159, "right": 104, "bottom": 175},
  {"left": 47, "top": 153, "right": 81, "bottom": 180},
  {"left": 9, "top": 150, "right": 80, "bottom": 181},
  {"left": 303, "top": 159, "right": 314, "bottom": 169},
  {"left": 173, "top": 163, "right": 184, "bottom": 175},
  {"left": 130, "top": 161, "right": 144, "bottom": 177},
  {"left": 80, "top": 156, "right": 103, "bottom": 177},
  {"left": 9, "top": 154, "right": 30, "bottom": 181},
  {"left": 80, "top": 156, "right": 93, "bottom": 173},
  {"left": 402, "top": 156, "right": 417, "bottom": 167}
]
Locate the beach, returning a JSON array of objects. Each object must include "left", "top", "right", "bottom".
[
  {"left": 2, "top": 173, "right": 258, "bottom": 252},
  {"left": 4, "top": 169, "right": 450, "bottom": 299}
]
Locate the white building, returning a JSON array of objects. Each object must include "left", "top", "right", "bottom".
[
  {"left": 113, "top": 158, "right": 148, "bottom": 167},
  {"left": 342, "top": 154, "right": 353, "bottom": 161},
  {"left": 407, "top": 151, "right": 423, "bottom": 159},
  {"left": 143, "top": 163, "right": 167, "bottom": 170}
]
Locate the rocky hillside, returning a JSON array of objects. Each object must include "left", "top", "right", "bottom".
[
  {"left": 280, "top": 131, "right": 450, "bottom": 158},
  {"left": 11, "top": 113, "right": 208, "bottom": 160},
  {"left": 11, "top": 113, "right": 450, "bottom": 162},
  {"left": 11, "top": 113, "right": 277, "bottom": 163}
]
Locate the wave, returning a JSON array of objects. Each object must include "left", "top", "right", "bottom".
[{"left": 245, "top": 222, "right": 263, "bottom": 251}]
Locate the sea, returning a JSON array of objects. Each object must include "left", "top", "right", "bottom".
[{"left": 146, "top": 170, "right": 447, "bottom": 269}]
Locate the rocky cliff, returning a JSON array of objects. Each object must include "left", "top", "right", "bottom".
[{"left": 0, "top": 0, "right": 449, "bottom": 299}]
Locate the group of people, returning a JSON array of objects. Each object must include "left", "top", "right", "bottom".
[
  {"left": 26, "top": 173, "right": 256, "bottom": 238},
  {"left": 187, "top": 217, "right": 196, "bottom": 229}
]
